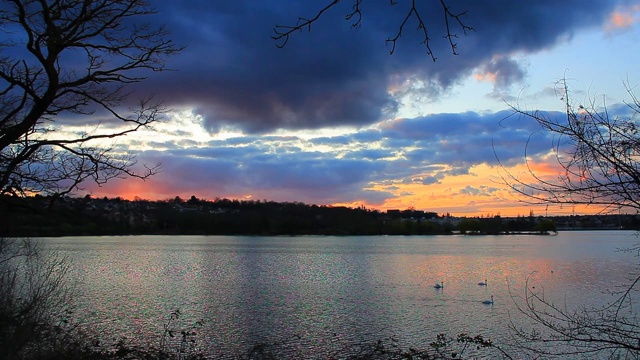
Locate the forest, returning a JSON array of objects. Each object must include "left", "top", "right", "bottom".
[{"left": 2, "top": 194, "right": 636, "bottom": 237}]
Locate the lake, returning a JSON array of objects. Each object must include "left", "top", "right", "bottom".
[{"left": 37, "top": 231, "right": 640, "bottom": 358}]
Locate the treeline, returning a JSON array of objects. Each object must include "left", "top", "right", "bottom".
[
  {"left": 1, "top": 194, "right": 635, "bottom": 237},
  {"left": 1, "top": 195, "right": 443, "bottom": 236},
  {"left": 457, "top": 216, "right": 556, "bottom": 235}
]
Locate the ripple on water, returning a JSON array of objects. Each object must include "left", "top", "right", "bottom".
[{"left": 37, "top": 232, "right": 640, "bottom": 358}]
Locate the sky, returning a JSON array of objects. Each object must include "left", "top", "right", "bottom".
[{"left": 67, "top": 0, "right": 640, "bottom": 217}]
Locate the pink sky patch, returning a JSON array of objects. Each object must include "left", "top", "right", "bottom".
[{"left": 606, "top": 5, "right": 640, "bottom": 31}]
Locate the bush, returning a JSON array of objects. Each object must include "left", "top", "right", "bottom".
[{"left": 0, "top": 237, "right": 72, "bottom": 359}]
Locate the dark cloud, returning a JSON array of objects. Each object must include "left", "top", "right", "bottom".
[
  {"left": 139, "top": 1, "right": 395, "bottom": 133},
  {"left": 128, "top": 0, "right": 622, "bottom": 133},
  {"left": 478, "top": 56, "right": 528, "bottom": 100}
]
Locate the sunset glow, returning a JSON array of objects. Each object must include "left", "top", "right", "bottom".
[{"left": 71, "top": 1, "right": 640, "bottom": 217}]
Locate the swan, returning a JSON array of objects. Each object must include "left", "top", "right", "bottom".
[
  {"left": 434, "top": 281, "right": 443, "bottom": 289},
  {"left": 482, "top": 295, "right": 494, "bottom": 305},
  {"left": 478, "top": 279, "right": 487, "bottom": 286}
]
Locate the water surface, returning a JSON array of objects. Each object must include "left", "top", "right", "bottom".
[{"left": 39, "top": 231, "right": 640, "bottom": 357}]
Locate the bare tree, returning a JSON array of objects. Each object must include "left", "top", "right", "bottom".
[
  {"left": 0, "top": 0, "right": 181, "bottom": 203},
  {"left": 273, "top": 0, "right": 473, "bottom": 61},
  {"left": 499, "top": 78, "right": 640, "bottom": 214},
  {"left": 498, "top": 80, "right": 640, "bottom": 357},
  {"left": 0, "top": 237, "right": 72, "bottom": 358},
  {"left": 508, "top": 273, "right": 640, "bottom": 358}
]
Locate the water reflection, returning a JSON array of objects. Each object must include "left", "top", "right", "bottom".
[{"left": 37, "top": 231, "right": 640, "bottom": 357}]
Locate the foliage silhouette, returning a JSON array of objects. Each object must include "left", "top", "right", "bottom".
[
  {"left": 502, "top": 80, "right": 640, "bottom": 357},
  {"left": 0, "top": 0, "right": 181, "bottom": 204}
]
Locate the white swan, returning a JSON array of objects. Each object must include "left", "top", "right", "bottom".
[
  {"left": 482, "top": 295, "right": 494, "bottom": 305},
  {"left": 478, "top": 279, "right": 487, "bottom": 286},
  {"left": 434, "top": 281, "right": 443, "bottom": 289}
]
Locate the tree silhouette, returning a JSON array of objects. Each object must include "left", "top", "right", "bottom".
[
  {"left": 0, "top": 0, "right": 181, "bottom": 202},
  {"left": 273, "top": 0, "right": 473, "bottom": 61},
  {"left": 502, "top": 79, "right": 640, "bottom": 358},
  {"left": 501, "top": 78, "right": 640, "bottom": 214}
]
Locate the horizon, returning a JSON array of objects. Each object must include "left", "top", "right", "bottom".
[
  {"left": 38, "top": 192, "right": 635, "bottom": 219},
  {"left": 50, "top": 1, "right": 640, "bottom": 217}
]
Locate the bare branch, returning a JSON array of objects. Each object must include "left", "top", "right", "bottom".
[
  {"left": 273, "top": 0, "right": 473, "bottom": 60},
  {"left": 0, "top": 0, "right": 181, "bottom": 201},
  {"left": 508, "top": 272, "right": 640, "bottom": 357},
  {"left": 272, "top": 0, "right": 341, "bottom": 49},
  {"left": 498, "top": 78, "right": 640, "bottom": 213}
]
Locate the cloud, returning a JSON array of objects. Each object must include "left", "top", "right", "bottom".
[
  {"left": 343, "top": 148, "right": 395, "bottom": 161},
  {"left": 476, "top": 57, "right": 526, "bottom": 88},
  {"left": 605, "top": 4, "right": 640, "bottom": 32},
  {"left": 94, "top": 141, "right": 395, "bottom": 205},
  {"left": 123, "top": 0, "right": 623, "bottom": 134},
  {"left": 376, "top": 110, "right": 557, "bottom": 169},
  {"left": 80, "top": 105, "right": 568, "bottom": 207},
  {"left": 459, "top": 185, "right": 499, "bottom": 197},
  {"left": 422, "top": 176, "right": 441, "bottom": 185},
  {"left": 460, "top": 186, "right": 481, "bottom": 196},
  {"left": 475, "top": 56, "right": 527, "bottom": 100}
]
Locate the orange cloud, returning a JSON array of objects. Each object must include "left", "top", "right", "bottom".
[
  {"left": 606, "top": 4, "right": 640, "bottom": 32},
  {"left": 475, "top": 72, "right": 497, "bottom": 83},
  {"left": 336, "top": 162, "right": 609, "bottom": 217},
  {"left": 85, "top": 158, "right": 608, "bottom": 218}
]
